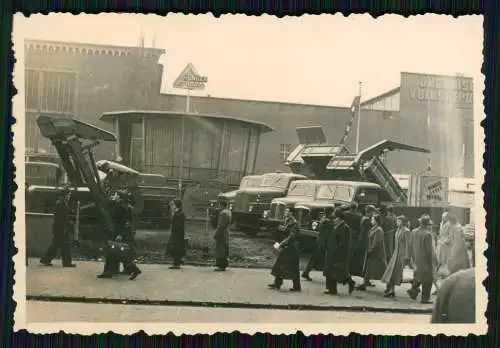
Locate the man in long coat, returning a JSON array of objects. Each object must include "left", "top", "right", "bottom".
[
  {"left": 166, "top": 199, "right": 186, "bottom": 269},
  {"left": 447, "top": 215, "right": 471, "bottom": 274},
  {"left": 323, "top": 208, "right": 355, "bottom": 295},
  {"left": 407, "top": 214, "right": 436, "bottom": 304},
  {"left": 301, "top": 207, "right": 334, "bottom": 280},
  {"left": 382, "top": 205, "right": 397, "bottom": 263},
  {"left": 350, "top": 205, "right": 375, "bottom": 279},
  {"left": 214, "top": 200, "right": 231, "bottom": 271},
  {"left": 98, "top": 190, "right": 141, "bottom": 280},
  {"left": 268, "top": 208, "right": 301, "bottom": 291},
  {"left": 436, "top": 211, "right": 451, "bottom": 271},
  {"left": 40, "top": 187, "right": 76, "bottom": 268},
  {"left": 431, "top": 268, "right": 475, "bottom": 323},
  {"left": 342, "top": 203, "right": 363, "bottom": 268}
]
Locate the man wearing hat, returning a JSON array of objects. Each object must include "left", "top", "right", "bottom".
[
  {"left": 166, "top": 199, "right": 186, "bottom": 269},
  {"left": 350, "top": 204, "right": 376, "bottom": 280},
  {"left": 40, "top": 186, "right": 76, "bottom": 268},
  {"left": 214, "top": 200, "right": 231, "bottom": 271},
  {"left": 407, "top": 214, "right": 436, "bottom": 304},
  {"left": 382, "top": 205, "right": 397, "bottom": 263}
]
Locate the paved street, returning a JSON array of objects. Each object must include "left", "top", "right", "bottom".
[
  {"left": 27, "top": 258, "right": 435, "bottom": 314},
  {"left": 27, "top": 300, "right": 430, "bottom": 323}
]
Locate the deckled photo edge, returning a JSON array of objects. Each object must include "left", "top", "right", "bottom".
[{"left": 11, "top": 13, "right": 488, "bottom": 336}]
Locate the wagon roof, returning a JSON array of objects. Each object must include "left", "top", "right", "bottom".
[{"left": 100, "top": 110, "right": 274, "bottom": 133}]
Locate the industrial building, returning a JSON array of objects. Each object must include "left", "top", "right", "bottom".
[{"left": 24, "top": 39, "right": 475, "bottom": 180}]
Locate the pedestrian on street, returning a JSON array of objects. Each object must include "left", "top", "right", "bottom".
[
  {"left": 268, "top": 208, "right": 301, "bottom": 292},
  {"left": 166, "top": 199, "right": 186, "bottom": 269},
  {"left": 323, "top": 208, "right": 355, "bottom": 295},
  {"left": 436, "top": 211, "right": 451, "bottom": 276},
  {"left": 214, "top": 200, "right": 231, "bottom": 271},
  {"left": 100, "top": 234, "right": 142, "bottom": 280},
  {"left": 407, "top": 214, "right": 436, "bottom": 304},
  {"left": 40, "top": 186, "right": 76, "bottom": 268},
  {"left": 349, "top": 205, "right": 376, "bottom": 279},
  {"left": 98, "top": 191, "right": 141, "bottom": 280},
  {"left": 382, "top": 205, "right": 397, "bottom": 263},
  {"left": 447, "top": 215, "right": 471, "bottom": 275},
  {"left": 342, "top": 203, "right": 363, "bottom": 265},
  {"left": 357, "top": 213, "right": 387, "bottom": 291},
  {"left": 381, "top": 214, "right": 412, "bottom": 298},
  {"left": 301, "top": 207, "right": 334, "bottom": 281},
  {"left": 431, "top": 267, "right": 475, "bottom": 323}
]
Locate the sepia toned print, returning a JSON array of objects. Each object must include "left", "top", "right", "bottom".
[{"left": 12, "top": 13, "right": 487, "bottom": 335}]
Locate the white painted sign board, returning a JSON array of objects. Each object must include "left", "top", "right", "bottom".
[{"left": 173, "top": 63, "right": 208, "bottom": 91}]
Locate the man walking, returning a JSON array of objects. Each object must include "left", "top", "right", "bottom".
[
  {"left": 214, "top": 200, "right": 231, "bottom": 271},
  {"left": 382, "top": 205, "right": 397, "bottom": 263},
  {"left": 98, "top": 190, "right": 141, "bottom": 280},
  {"left": 350, "top": 205, "right": 375, "bottom": 279},
  {"left": 301, "top": 207, "right": 334, "bottom": 281},
  {"left": 40, "top": 186, "right": 76, "bottom": 268},
  {"left": 323, "top": 208, "right": 355, "bottom": 295},
  {"left": 268, "top": 208, "right": 301, "bottom": 292},
  {"left": 407, "top": 214, "right": 436, "bottom": 304},
  {"left": 166, "top": 199, "right": 186, "bottom": 269}
]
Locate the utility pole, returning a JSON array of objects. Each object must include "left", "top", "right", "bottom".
[{"left": 355, "top": 81, "right": 362, "bottom": 153}]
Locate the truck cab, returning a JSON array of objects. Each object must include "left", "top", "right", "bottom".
[
  {"left": 208, "top": 175, "right": 262, "bottom": 225},
  {"left": 293, "top": 181, "right": 386, "bottom": 237},
  {"left": 261, "top": 180, "right": 322, "bottom": 230},
  {"left": 230, "top": 172, "right": 307, "bottom": 236},
  {"left": 25, "top": 161, "right": 63, "bottom": 187}
]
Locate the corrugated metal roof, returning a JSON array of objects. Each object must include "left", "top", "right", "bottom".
[{"left": 100, "top": 110, "right": 273, "bottom": 133}]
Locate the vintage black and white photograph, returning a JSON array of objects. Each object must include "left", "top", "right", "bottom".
[{"left": 12, "top": 13, "right": 486, "bottom": 335}]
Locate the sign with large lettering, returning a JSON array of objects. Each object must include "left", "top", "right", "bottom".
[
  {"left": 400, "top": 72, "right": 473, "bottom": 109},
  {"left": 418, "top": 175, "right": 449, "bottom": 206},
  {"left": 408, "top": 174, "right": 450, "bottom": 206},
  {"left": 173, "top": 63, "right": 208, "bottom": 91}
]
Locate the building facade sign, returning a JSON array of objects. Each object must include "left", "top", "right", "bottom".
[
  {"left": 401, "top": 72, "right": 473, "bottom": 109},
  {"left": 173, "top": 63, "right": 208, "bottom": 91},
  {"left": 398, "top": 72, "right": 475, "bottom": 178}
]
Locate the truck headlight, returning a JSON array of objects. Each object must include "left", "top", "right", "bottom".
[
  {"left": 210, "top": 202, "right": 214, "bottom": 207},
  {"left": 229, "top": 203, "right": 233, "bottom": 210},
  {"left": 248, "top": 205, "right": 254, "bottom": 212},
  {"left": 312, "top": 221, "right": 319, "bottom": 230},
  {"left": 263, "top": 210, "right": 270, "bottom": 219}
]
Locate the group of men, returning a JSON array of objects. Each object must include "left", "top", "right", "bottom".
[
  {"left": 267, "top": 205, "right": 364, "bottom": 294},
  {"left": 39, "top": 168, "right": 143, "bottom": 280},
  {"left": 267, "top": 203, "right": 473, "bottom": 306}
]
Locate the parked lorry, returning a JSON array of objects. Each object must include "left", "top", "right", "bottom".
[
  {"left": 210, "top": 172, "right": 307, "bottom": 236},
  {"left": 292, "top": 180, "right": 388, "bottom": 237},
  {"left": 260, "top": 180, "right": 325, "bottom": 231},
  {"left": 208, "top": 174, "right": 262, "bottom": 225},
  {"left": 284, "top": 126, "right": 457, "bottom": 226}
]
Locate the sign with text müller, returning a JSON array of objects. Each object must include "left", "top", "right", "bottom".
[{"left": 173, "top": 63, "right": 208, "bottom": 91}]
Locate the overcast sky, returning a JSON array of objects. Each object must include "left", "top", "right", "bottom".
[{"left": 14, "top": 13, "right": 483, "bottom": 114}]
